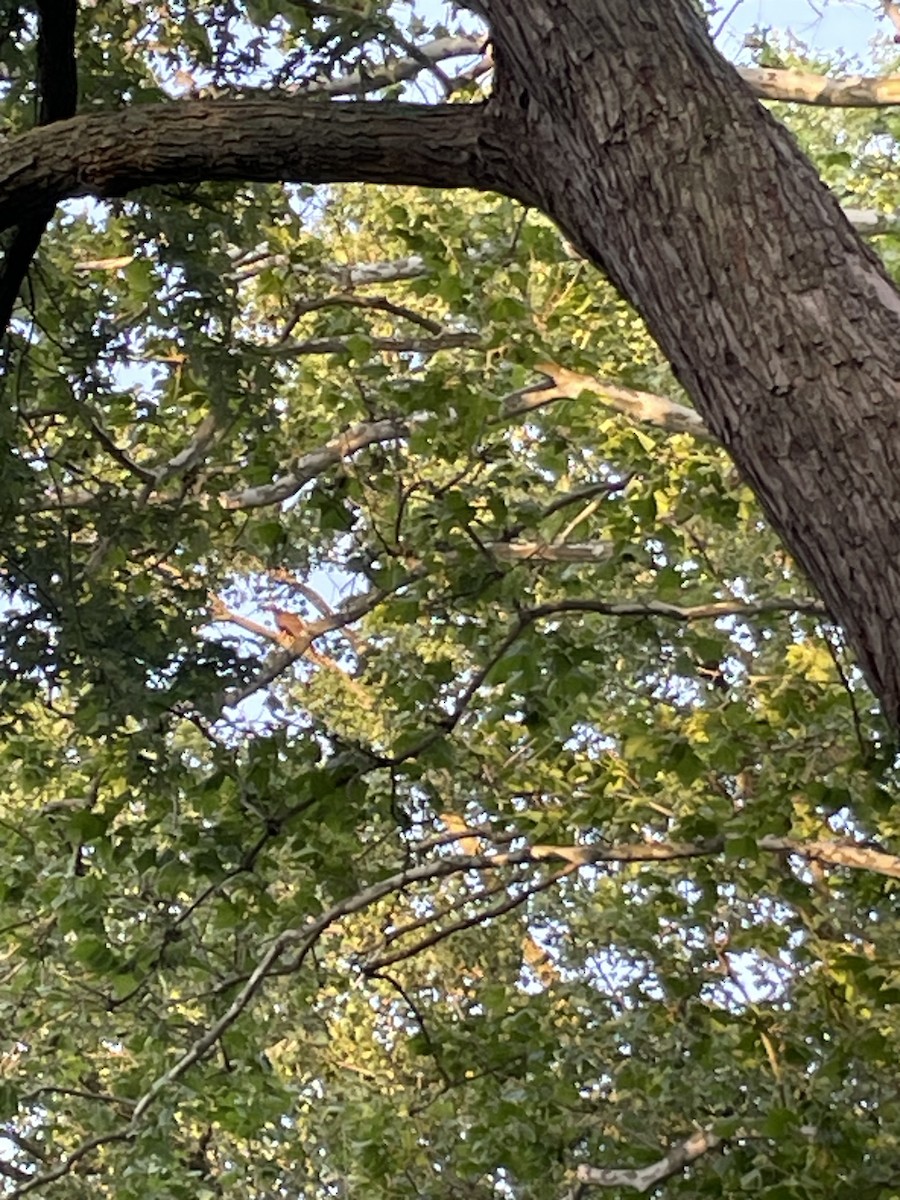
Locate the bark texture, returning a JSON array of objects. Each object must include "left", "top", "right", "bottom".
[
  {"left": 0, "top": 100, "right": 506, "bottom": 232},
  {"left": 488, "top": 0, "right": 900, "bottom": 728}
]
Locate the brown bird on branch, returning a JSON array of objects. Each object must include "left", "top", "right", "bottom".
[{"left": 264, "top": 604, "right": 307, "bottom": 643}]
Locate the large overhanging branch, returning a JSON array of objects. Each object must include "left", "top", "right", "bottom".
[
  {"left": 0, "top": 100, "right": 505, "bottom": 233},
  {"left": 5, "top": 64, "right": 900, "bottom": 239}
]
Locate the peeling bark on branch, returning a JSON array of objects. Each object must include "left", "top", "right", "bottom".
[
  {"left": 525, "top": 361, "right": 712, "bottom": 439},
  {"left": 744, "top": 67, "right": 900, "bottom": 106},
  {"left": 574, "top": 1129, "right": 723, "bottom": 1194}
]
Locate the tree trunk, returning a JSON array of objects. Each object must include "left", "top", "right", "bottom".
[{"left": 488, "top": 0, "right": 900, "bottom": 727}]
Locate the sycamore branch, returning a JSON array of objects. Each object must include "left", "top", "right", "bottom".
[
  {"left": 220, "top": 364, "right": 708, "bottom": 513},
  {"left": 31, "top": 365, "right": 667, "bottom": 523},
  {"left": 517, "top": 362, "right": 712, "bottom": 439},
  {"left": 299, "top": 34, "right": 489, "bottom": 97},
  {"left": 573, "top": 1128, "right": 723, "bottom": 1194},
  {"left": 760, "top": 836, "right": 900, "bottom": 879},
  {"left": 79, "top": 200, "right": 893, "bottom": 295},
  {"left": 225, "top": 251, "right": 434, "bottom": 287},
  {"left": 487, "top": 833, "right": 900, "bottom": 880},
  {"left": 743, "top": 67, "right": 900, "bottom": 107},
  {"left": 490, "top": 541, "right": 614, "bottom": 563},
  {"left": 221, "top": 417, "right": 410, "bottom": 509}
]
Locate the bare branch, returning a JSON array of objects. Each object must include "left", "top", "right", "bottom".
[
  {"left": 221, "top": 417, "right": 409, "bottom": 509},
  {"left": 575, "top": 1128, "right": 723, "bottom": 1193},
  {"left": 152, "top": 412, "right": 223, "bottom": 486},
  {"left": 742, "top": 66, "right": 900, "bottom": 107},
  {"left": 522, "top": 361, "right": 712, "bottom": 440},
  {"left": 299, "top": 34, "right": 488, "bottom": 97},
  {"left": 491, "top": 540, "right": 614, "bottom": 563}
]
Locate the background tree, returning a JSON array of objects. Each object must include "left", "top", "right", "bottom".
[{"left": 1, "top": 2, "right": 900, "bottom": 1198}]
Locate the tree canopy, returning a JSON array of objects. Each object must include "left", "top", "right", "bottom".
[{"left": 2, "top": 2, "right": 900, "bottom": 1198}]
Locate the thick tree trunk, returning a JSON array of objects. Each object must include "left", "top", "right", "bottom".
[{"left": 488, "top": 0, "right": 900, "bottom": 728}]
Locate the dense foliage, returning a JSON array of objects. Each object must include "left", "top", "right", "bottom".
[{"left": 1, "top": 3, "right": 900, "bottom": 1197}]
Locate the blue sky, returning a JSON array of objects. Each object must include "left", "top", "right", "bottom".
[
  {"left": 717, "top": 0, "right": 887, "bottom": 62},
  {"left": 435, "top": 2, "right": 885, "bottom": 67}
]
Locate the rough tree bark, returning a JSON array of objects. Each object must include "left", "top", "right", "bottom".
[{"left": 2, "top": 0, "right": 900, "bottom": 724}]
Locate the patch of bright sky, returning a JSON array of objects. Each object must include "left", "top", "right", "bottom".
[
  {"left": 431, "top": 0, "right": 887, "bottom": 64},
  {"left": 715, "top": 0, "right": 888, "bottom": 62}
]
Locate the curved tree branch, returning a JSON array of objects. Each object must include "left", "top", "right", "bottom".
[
  {"left": 0, "top": 100, "right": 508, "bottom": 233},
  {"left": 574, "top": 1128, "right": 723, "bottom": 1194}
]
